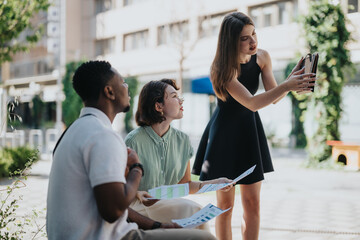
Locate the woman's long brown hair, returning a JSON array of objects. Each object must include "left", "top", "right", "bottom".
[{"left": 211, "top": 12, "right": 254, "bottom": 101}]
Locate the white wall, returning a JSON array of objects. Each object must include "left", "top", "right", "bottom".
[
  {"left": 99, "top": 0, "right": 360, "bottom": 144},
  {"left": 96, "top": 0, "right": 305, "bottom": 77}
]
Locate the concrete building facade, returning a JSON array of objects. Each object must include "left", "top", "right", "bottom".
[{"left": 1, "top": 0, "right": 359, "bottom": 150}]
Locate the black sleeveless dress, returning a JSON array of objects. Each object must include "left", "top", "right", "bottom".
[{"left": 192, "top": 54, "right": 274, "bottom": 184}]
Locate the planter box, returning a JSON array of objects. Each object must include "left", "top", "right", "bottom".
[{"left": 327, "top": 141, "right": 360, "bottom": 171}]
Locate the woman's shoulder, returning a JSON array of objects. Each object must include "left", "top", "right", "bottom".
[
  {"left": 125, "top": 127, "right": 147, "bottom": 144},
  {"left": 256, "top": 49, "right": 271, "bottom": 69},
  {"left": 256, "top": 48, "right": 270, "bottom": 58},
  {"left": 171, "top": 127, "right": 190, "bottom": 141},
  {"left": 170, "top": 127, "right": 194, "bottom": 157}
]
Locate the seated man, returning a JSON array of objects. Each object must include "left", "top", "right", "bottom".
[{"left": 46, "top": 60, "right": 216, "bottom": 240}]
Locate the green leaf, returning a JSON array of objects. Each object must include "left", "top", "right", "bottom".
[{"left": 299, "top": 0, "right": 353, "bottom": 163}]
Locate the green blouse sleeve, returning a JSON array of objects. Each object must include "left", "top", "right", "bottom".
[{"left": 186, "top": 134, "right": 194, "bottom": 160}]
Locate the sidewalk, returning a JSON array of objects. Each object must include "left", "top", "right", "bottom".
[
  {"left": 2, "top": 148, "right": 360, "bottom": 239},
  {"left": 187, "top": 148, "right": 360, "bottom": 239}
]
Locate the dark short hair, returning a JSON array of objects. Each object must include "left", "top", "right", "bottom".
[
  {"left": 135, "top": 79, "right": 179, "bottom": 126},
  {"left": 72, "top": 60, "right": 115, "bottom": 103}
]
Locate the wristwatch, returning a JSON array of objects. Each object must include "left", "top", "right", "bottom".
[
  {"left": 129, "top": 163, "right": 144, "bottom": 177},
  {"left": 151, "top": 221, "right": 162, "bottom": 229}
]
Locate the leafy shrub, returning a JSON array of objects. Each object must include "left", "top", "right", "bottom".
[
  {"left": 300, "top": 0, "right": 353, "bottom": 162},
  {"left": 62, "top": 61, "right": 86, "bottom": 127},
  {"left": 124, "top": 76, "right": 139, "bottom": 133},
  {"left": 0, "top": 146, "right": 40, "bottom": 178},
  {"left": 0, "top": 151, "right": 12, "bottom": 177},
  {"left": 0, "top": 150, "right": 44, "bottom": 239}
]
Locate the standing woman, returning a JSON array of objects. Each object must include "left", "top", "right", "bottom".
[{"left": 192, "top": 12, "right": 316, "bottom": 240}]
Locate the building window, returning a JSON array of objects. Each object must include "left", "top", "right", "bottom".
[
  {"left": 37, "top": 59, "right": 53, "bottom": 75},
  {"left": 199, "top": 11, "right": 235, "bottom": 38},
  {"left": 95, "top": 0, "right": 114, "bottom": 14},
  {"left": 95, "top": 37, "right": 115, "bottom": 56},
  {"left": 278, "top": 2, "right": 287, "bottom": 25},
  {"left": 348, "top": 63, "right": 360, "bottom": 84},
  {"left": 10, "top": 62, "right": 32, "bottom": 78},
  {"left": 124, "top": 30, "right": 148, "bottom": 51},
  {"left": 348, "top": 0, "right": 359, "bottom": 13},
  {"left": 249, "top": 8, "right": 261, "bottom": 27},
  {"left": 263, "top": 6, "right": 274, "bottom": 27},
  {"left": 249, "top": 0, "right": 298, "bottom": 28},
  {"left": 9, "top": 57, "right": 55, "bottom": 79},
  {"left": 158, "top": 21, "right": 189, "bottom": 45},
  {"left": 123, "top": 0, "right": 147, "bottom": 6}
]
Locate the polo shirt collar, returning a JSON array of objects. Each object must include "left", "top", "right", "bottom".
[
  {"left": 80, "top": 107, "right": 112, "bottom": 128},
  {"left": 144, "top": 125, "right": 173, "bottom": 144}
]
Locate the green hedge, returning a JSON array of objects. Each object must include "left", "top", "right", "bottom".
[
  {"left": 0, "top": 146, "right": 40, "bottom": 177},
  {"left": 62, "top": 61, "right": 86, "bottom": 127},
  {"left": 124, "top": 76, "right": 139, "bottom": 133}
]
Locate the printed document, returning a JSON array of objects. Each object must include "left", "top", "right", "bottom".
[{"left": 172, "top": 204, "right": 231, "bottom": 228}]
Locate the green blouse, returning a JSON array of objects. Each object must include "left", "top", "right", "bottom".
[{"left": 125, "top": 126, "right": 193, "bottom": 191}]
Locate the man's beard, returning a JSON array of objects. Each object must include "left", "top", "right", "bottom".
[{"left": 123, "top": 105, "right": 130, "bottom": 113}]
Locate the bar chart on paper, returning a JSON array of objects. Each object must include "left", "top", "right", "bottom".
[
  {"left": 172, "top": 204, "right": 231, "bottom": 228},
  {"left": 196, "top": 165, "right": 256, "bottom": 193},
  {"left": 148, "top": 183, "right": 189, "bottom": 200}
]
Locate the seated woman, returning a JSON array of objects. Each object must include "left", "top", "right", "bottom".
[{"left": 125, "top": 79, "right": 232, "bottom": 230}]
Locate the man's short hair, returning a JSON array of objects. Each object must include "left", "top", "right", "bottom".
[
  {"left": 73, "top": 61, "right": 115, "bottom": 102},
  {"left": 135, "top": 79, "right": 179, "bottom": 126}
]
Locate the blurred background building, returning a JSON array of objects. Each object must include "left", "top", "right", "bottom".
[{"left": 1, "top": 0, "right": 359, "bottom": 153}]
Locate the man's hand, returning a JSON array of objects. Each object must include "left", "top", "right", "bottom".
[
  {"left": 125, "top": 147, "right": 140, "bottom": 176},
  {"left": 136, "top": 191, "right": 159, "bottom": 207},
  {"left": 128, "top": 208, "right": 182, "bottom": 230},
  {"left": 127, "top": 147, "right": 140, "bottom": 166},
  {"left": 160, "top": 222, "right": 182, "bottom": 229}
]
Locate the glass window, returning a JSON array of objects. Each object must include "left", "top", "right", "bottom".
[
  {"left": 95, "top": 0, "right": 114, "bottom": 14},
  {"left": 278, "top": 2, "right": 287, "bottom": 25},
  {"left": 37, "top": 60, "right": 52, "bottom": 75},
  {"left": 10, "top": 62, "right": 33, "bottom": 78},
  {"left": 348, "top": 0, "right": 359, "bottom": 13},
  {"left": 123, "top": 0, "right": 147, "bottom": 6},
  {"left": 9, "top": 56, "right": 55, "bottom": 78},
  {"left": 95, "top": 37, "right": 115, "bottom": 56},
  {"left": 124, "top": 30, "right": 149, "bottom": 51},
  {"left": 250, "top": 8, "right": 261, "bottom": 27},
  {"left": 158, "top": 21, "right": 189, "bottom": 45},
  {"left": 158, "top": 25, "right": 167, "bottom": 45},
  {"left": 199, "top": 11, "right": 234, "bottom": 38},
  {"left": 347, "top": 63, "right": 360, "bottom": 84},
  {"left": 263, "top": 6, "right": 273, "bottom": 27},
  {"left": 249, "top": 0, "right": 298, "bottom": 28}
]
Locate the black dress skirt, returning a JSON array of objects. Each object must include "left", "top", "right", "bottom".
[{"left": 192, "top": 54, "right": 274, "bottom": 184}]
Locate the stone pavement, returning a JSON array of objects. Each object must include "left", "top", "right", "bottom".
[
  {"left": 187, "top": 148, "right": 360, "bottom": 240},
  {"left": 1, "top": 148, "right": 360, "bottom": 239}
]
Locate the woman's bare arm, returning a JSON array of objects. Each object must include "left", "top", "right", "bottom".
[{"left": 227, "top": 51, "right": 314, "bottom": 112}]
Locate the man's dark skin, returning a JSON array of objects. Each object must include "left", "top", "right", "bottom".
[{"left": 90, "top": 68, "right": 180, "bottom": 229}]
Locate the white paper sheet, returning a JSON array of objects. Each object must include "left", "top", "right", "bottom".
[
  {"left": 172, "top": 203, "right": 231, "bottom": 228},
  {"left": 196, "top": 165, "right": 256, "bottom": 194},
  {"left": 147, "top": 165, "right": 256, "bottom": 199}
]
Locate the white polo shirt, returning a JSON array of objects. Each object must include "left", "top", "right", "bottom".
[{"left": 46, "top": 107, "right": 137, "bottom": 240}]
